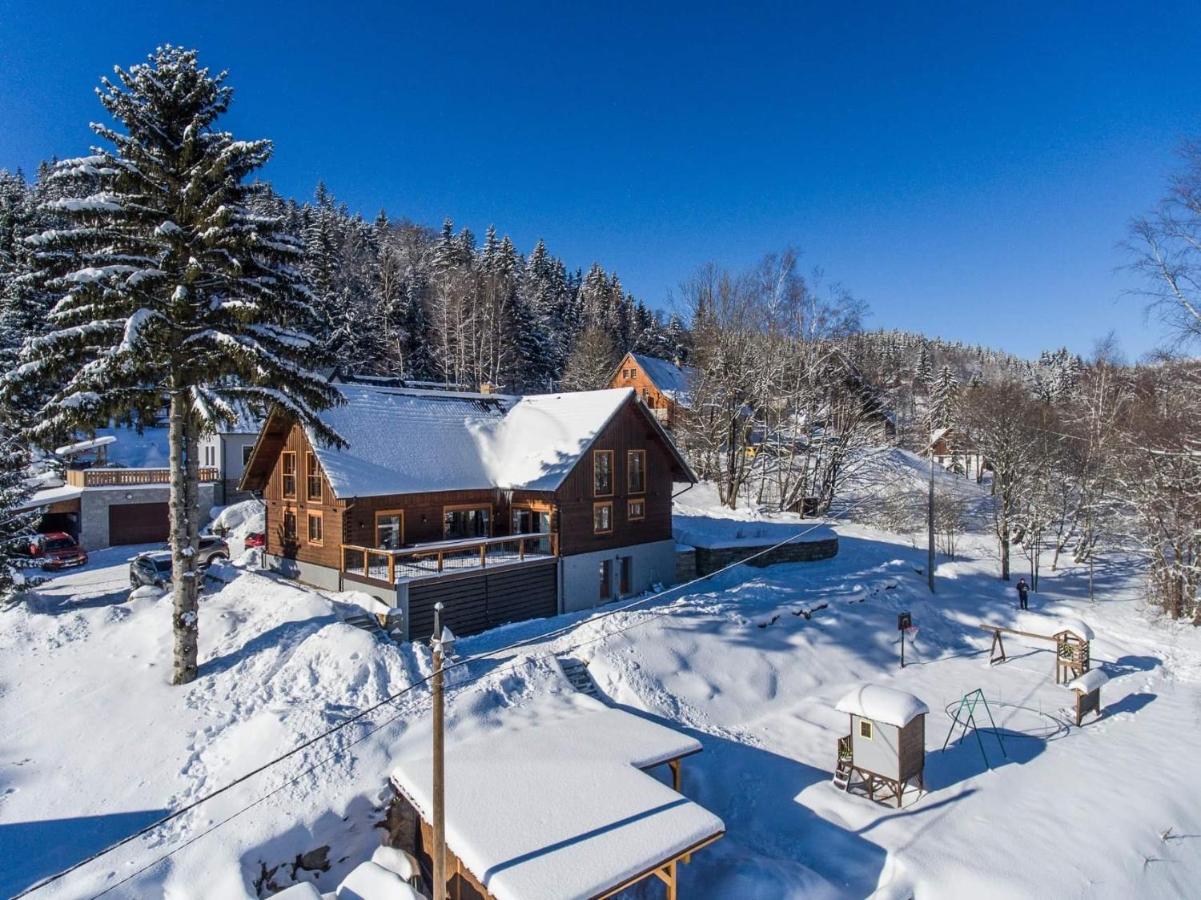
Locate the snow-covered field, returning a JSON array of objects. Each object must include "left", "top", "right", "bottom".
[{"left": 2, "top": 491, "right": 1199, "bottom": 898}]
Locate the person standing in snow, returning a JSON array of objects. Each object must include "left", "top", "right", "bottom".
[{"left": 1016, "top": 578, "right": 1030, "bottom": 610}]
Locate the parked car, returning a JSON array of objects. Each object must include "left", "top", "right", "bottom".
[
  {"left": 244, "top": 531, "right": 265, "bottom": 549},
  {"left": 30, "top": 532, "right": 89, "bottom": 570},
  {"left": 129, "top": 536, "right": 229, "bottom": 589}
]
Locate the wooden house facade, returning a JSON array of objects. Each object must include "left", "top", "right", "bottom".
[
  {"left": 240, "top": 385, "right": 694, "bottom": 641},
  {"left": 608, "top": 352, "right": 696, "bottom": 431}
]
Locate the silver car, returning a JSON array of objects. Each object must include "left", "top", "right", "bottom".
[{"left": 129, "top": 536, "right": 229, "bottom": 589}]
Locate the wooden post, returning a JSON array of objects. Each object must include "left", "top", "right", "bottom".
[
  {"left": 519, "top": 537, "right": 525, "bottom": 561},
  {"left": 362, "top": 548, "right": 368, "bottom": 577},
  {"left": 480, "top": 543, "right": 487, "bottom": 569},
  {"left": 669, "top": 758, "right": 681, "bottom": 792},
  {"left": 437, "top": 551, "right": 444, "bottom": 573},
  {"left": 387, "top": 554, "right": 395, "bottom": 584},
  {"left": 431, "top": 602, "right": 447, "bottom": 900}
]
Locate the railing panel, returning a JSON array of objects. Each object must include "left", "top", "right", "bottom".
[
  {"left": 66, "top": 467, "right": 220, "bottom": 487},
  {"left": 340, "top": 531, "right": 558, "bottom": 585}
]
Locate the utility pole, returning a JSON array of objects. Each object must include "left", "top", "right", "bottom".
[
  {"left": 431, "top": 602, "right": 447, "bottom": 900},
  {"left": 927, "top": 446, "right": 936, "bottom": 594}
]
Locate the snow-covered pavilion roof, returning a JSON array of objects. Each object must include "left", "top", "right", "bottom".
[
  {"left": 836, "top": 684, "right": 929, "bottom": 727},
  {"left": 630, "top": 353, "right": 695, "bottom": 407},
  {"left": 299, "top": 385, "right": 662, "bottom": 499},
  {"left": 389, "top": 695, "right": 724, "bottom": 900}
]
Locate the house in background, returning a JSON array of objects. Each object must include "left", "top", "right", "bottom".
[
  {"left": 929, "top": 427, "right": 986, "bottom": 481},
  {"left": 198, "top": 402, "right": 265, "bottom": 505},
  {"left": 21, "top": 424, "right": 218, "bottom": 549},
  {"left": 239, "top": 385, "right": 695, "bottom": 641},
  {"left": 608, "top": 352, "right": 695, "bottom": 430}
]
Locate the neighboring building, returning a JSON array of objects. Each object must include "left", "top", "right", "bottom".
[
  {"left": 239, "top": 385, "right": 696, "bottom": 640},
  {"left": 929, "top": 427, "right": 986, "bottom": 481},
  {"left": 608, "top": 352, "right": 695, "bottom": 430},
  {"left": 21, "top": 425, "right": 217, "bottom": 549},
  {"left": 198, "top": 402, "right": 265, "bottom": 505},
  {"left": 389, "top": 694, "right": 724, "bottom": 899}
]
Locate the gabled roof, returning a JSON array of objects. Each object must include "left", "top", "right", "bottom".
[
  {"left": 242, "top": 385, "right": 695, "bottom": 499},
  {"left": 621, "top": 352, "right": 696, "bottom": 408}
]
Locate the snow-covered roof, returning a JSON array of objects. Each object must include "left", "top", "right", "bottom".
[
  {"left": 221, "top": 399, "right": 264, "bottom": 434},
  {"left": 630, "top": 353, "right": 695, "bottom": 407},
  {"left": 13, "top": 484, "right": 83, "bottom": 513},
  {"left": 306, "top": 385, "right": 503, "bottom": 497},
  {"left": 836, "top": 684, "right": 929, "bottom": 727},
  {"left": 303, "top": 385, "right": 657, "bottom": 498},
  {"left": 1067, "top": 669, "right": 1109, "bottom": 694},
  {"left": 468, "top": 389, "right": 632, "bottom": 491},
  {"left": 389, "top": 696, "right": 724, "bottom": 900},
  {"left": 53, "top": 435, "right": 116, "bottom": 456}
]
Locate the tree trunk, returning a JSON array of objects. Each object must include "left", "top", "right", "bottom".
[{"left": 170, "top": 389, "right": 201, "bottom": 685}]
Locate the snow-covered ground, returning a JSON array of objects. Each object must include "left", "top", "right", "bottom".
[{"left": 2, "top": 490, "right": 1199, "bottom": 898}]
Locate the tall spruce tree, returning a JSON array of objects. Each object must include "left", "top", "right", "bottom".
[{"left": 4, "top": 47, "right": 341, "bottom": 684}]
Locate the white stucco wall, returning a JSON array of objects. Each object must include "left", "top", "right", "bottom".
[{"left": 559, "top": 538, "right": 678, "bottom": 614}]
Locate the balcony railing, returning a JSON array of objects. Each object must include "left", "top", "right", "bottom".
[
  {"left": 341, "top": 532, "right": 558, "bottom": 585},
  {"left": 66, "top": 467, "right": 221, "bottom": 487}
]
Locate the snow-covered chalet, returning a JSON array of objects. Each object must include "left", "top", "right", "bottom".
[{"left": 240, "top": 385, "right": 696, "bottom": 641}]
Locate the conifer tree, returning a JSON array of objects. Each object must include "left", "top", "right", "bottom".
[
  {"left": 929, "top": 364, "right": 959, "bottom": 429},
  {"left": 0, "top": 425, "right": 34, "bottom": 606},
  {"left": 4, "top": 47, "right": 342, "bottom": 684}
]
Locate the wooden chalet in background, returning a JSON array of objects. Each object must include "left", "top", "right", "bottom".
[
  {"left": 608, "top": 352, "right": 696, "bottom": 430},
  {"left": 240, "top": 385, "right": 695, "bottom": 641}
]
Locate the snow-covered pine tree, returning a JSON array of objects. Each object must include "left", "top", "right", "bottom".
[
  {"left": 5, "top": 46, "right": 342, "bottom": 684},
  {"left": 0, "top": 423, "right": 34, "bottom": 606},
  {"left": 929, "top": 364, "right": 959, "bottom": 429}
]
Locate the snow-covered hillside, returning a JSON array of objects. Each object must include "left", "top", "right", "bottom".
[{"left": 1, "top": 502, "right": 1199, "bottom": 898}]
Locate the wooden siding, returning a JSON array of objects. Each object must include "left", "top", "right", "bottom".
[
  {"left": 609, "top": 351, "right": 682, "bottom": 428},
  {"left": 556, "top": 399, "right": 675, "bottom": 556},
  {"left": 262, "top": 422, "right": 346, "bottom": 568},
  {"left": 898, "top": 716, "right": 925, "bottom": 781},
  {"left": 407, "top": 558, "right": 558, "bottom": 639}
]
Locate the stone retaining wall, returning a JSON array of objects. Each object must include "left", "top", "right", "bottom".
[{"left": 692, "top": 536, "right": 838, "bottom": 576}]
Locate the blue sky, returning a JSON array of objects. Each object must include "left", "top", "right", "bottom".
[{"left": 3, "top": 1, "right": 1200, "bottom": 359}]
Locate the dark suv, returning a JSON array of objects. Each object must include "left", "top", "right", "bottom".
[{"left": 129, "top": 536, "right": 229, "bottom": 589}]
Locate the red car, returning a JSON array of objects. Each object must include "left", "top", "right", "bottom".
[
  {"left": 244, "top": 532, "right": 266, "bottom": 549},
  {"left": 31, "top": 532, "right": 89, "bottom": 570}
]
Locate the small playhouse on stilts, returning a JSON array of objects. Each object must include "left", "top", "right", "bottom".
[{"left": 834, "top": 684, "right": 929, "bottom": 808}]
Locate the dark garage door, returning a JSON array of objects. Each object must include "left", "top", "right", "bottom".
[{"left": 108, "top": 502, "right": 170, "bottom": 545}]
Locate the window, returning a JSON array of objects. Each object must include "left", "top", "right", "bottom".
[
  {"left": 627, "top": 449, "right": 646, "bottom": 493},
  {"left": 599, "top": 559, "right": 612, "bottom": 601},
  {"left": 444, "top": 506, "right": 491, "bottom": 540},
  {"left": 306, "top": 451, "right": 322, "bottom": 502},
  {"left": 376, "top": 511, "right": 404, "bottom": 550},
  {"left": 242, "top": 444, "right": 254, "bottom": 466},
  {"left": 859, "top": 719, "right": 874, "bottom": 741},
  {"left": 282, "top": 508, "right": 297, "bottom": 541},
  {"left": 281, "top": 451, "right": 296, "bottom": 498},
  {"left": 620, "top": 556, "right": 631, "bottom": 595},
  {"left": 203, "top": 444, "right": 215, "bottom": 467},
  {"left": 593, "top": 450, "right": 613, "bottom": 496},
  {"left": 511, "top": 506, "right": 550, "bottom": 534},
  {"left": 593, "top": 501, "right": 613, "bottom": 534},
  {"left": 307, "top": 511, "right": 323, "bottom": 545},
  {"left": 627, "top": 498, "right": 645, "bottom": 521}
]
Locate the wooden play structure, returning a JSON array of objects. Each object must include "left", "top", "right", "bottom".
[
  {"left": 1066, "top": 668, "right": 1109, "bottom": 726},
  {"left": 979, "top": 622, "right": 1092, "bottom": 683},
  {"left": 833, "top": 684, "right": 929, "bottom": 808}
]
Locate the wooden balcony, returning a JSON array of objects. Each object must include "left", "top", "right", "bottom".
[
  {"left": 341, "top": 532, "right": 559, "bottom": 585},
  {"left": 65, "top": 467, "right": 221, "bottom": 487}
]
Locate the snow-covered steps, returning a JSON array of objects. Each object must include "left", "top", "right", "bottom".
[
  {"left": 342, "top": 612, "right": 388, "bottom": 638},
  {"left": 558, "top": 657, "right": 603, "bottom": 700}
]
